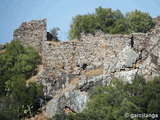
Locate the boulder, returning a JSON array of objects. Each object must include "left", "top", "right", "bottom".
[
  {"left": 116, "top": 46, "right": 139, "bottom": 70},
  {"left": 45, "top": 90, "right": 89, "bottom": 117}
]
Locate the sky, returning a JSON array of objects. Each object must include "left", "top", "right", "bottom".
[{"left": 0, "top": 0, "right": 160, "bottom": 44}]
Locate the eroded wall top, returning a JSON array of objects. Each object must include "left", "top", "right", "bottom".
[{"left": 13, "top": 19, "right": 47, "bottom": 52}]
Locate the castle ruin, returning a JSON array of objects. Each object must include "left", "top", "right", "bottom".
[{"left": 13, "top": 19, "right": 160, "bottom": 117}]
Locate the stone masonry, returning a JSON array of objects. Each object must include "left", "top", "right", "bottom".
[
  {"left": 13, "top": 18, "right": 160, "bottom": 117},
  {"left": 13, "top": 19, "right": 47, "bottom": 52}
]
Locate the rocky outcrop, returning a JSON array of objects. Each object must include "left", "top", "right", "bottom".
[
  {"left": 45, "top": 91, "right": 89, "bottom": 117},
  {"left": 12, "top": 18, "right": 160, "bottom": 118}
]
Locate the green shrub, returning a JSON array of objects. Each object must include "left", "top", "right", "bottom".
[
  {"left": 0, "top": 40, "right": 44, "bottom": 119},
  {"left": 69, "top": 14, "right": 98, "bottom": 39},
  {"left": 49, "top": 27, "right": 60, "bottom": 42},
  {"left": 0, "top": 40, "right": 40, "bottom": 96},
  {"left": 69, "top": 7, "right": 155, "bottom": 39},
  {"left": 53, "top": 75, "right": 160, "bottom": 120},
  {"left": 126, "top": 9, "right": 155, "bottom": 33}
]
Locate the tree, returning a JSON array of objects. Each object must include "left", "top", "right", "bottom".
[
  {"left": 50, "top": 27, "right": 60, "bottom": 42},
  {"left": 0, "top": 40, "right": 44, "bottom": 119},
  {"left": 52, "top": 75, "right": 160, "bottom": 120},
  {"left": 0, "top": 40, "right": 40, "bottom": 96},
  {"left": 82, "top": 78, "right": 142, "bottom": 120},
  {"left": 95, "top": 7, "right": 115, "bottom": 33},
  {"left": 69, "top": 14, "right": 98, "bottom": 39},
  {"left": 69, "top": 7, "right": 155, "bottom": 39},
  {"left": 8, "top": 78, "right": 44, "bottom": 118},
  {"left": 124, "top": 75, "right": 160, "bottom": 118},
  {"left": 125, "top": 9, "right": 155, "bottom": 33}
]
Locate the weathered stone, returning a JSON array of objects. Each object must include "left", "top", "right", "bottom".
[
  {"left": 115, "top": 69, "right": 138, "bottom": 83},
  {"left": 77, "top": 75, "right": 111, "bottom": 93},
  {"left": 116, "top": 46, "right": 139, "bottom": 70},
  {"left": 13, "top": 19, "right": 47, "bottom": 52},
  {"left": 45, "top": 90, "right": 89, "bottom": 117},
  {"left": 11, "top": 18, "right": 160, "bottom": 118}
]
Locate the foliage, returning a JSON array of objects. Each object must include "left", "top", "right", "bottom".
[
  {"left": 10, "top": 79, "right": 44, "bottom": 118},
  {"left": 53, "top": 75, "right": 160, "bottom": 120},
  {"left": 69, "top": 7, "right": 155, "bottom": 39},
  {"left": 69, "top": 14, "right": 98, "bottom": 39},
  {"left": 95, "top": 7, "right": 126, "bottom": 34},
  {"left": 0, "top": 40, "right": 44, "bottom": 119},
  {"left": 128, "top": 76, "right": 160, "bottom": 115},
  {"left": 50, "top": 27, "right": 60, "bottom": 42},
  {"left": 82, "top": 78, "right": 141, "bottom": 120},
  {"left": 126, "top": 9, "right": 155, "bottom": 33},
  {"left": 53, "top": 113, "right": 87, "bottom": 120},
  {"left": 0, "top": 40, "right": 40, "bottom": 96}
]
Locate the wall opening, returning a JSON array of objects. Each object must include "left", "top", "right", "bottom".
[
  {"left": 47, "top": 32, "right": 53, "bottom": 41},
  {"left": 131, "top": 34, "right": 134, "bottom": 48},
  {"left": 82, "top": 63, "right": 88, "bottom": 70}
]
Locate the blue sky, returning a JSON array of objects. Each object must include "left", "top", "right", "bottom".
[{"left": 0, "top": 0, "right": 160, "bottom": 44}]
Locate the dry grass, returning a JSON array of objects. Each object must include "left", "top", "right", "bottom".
[
  {"left": 37, "top": 65, "right": 43, "bottom": 71},
  {"left": 48, "top": 41, "right": 61, "bottom": 46},
  {"left": 100, "top": 45, "right": 109, "bottom": 49},
  {"left": 26, "top": 76, "right": 37, "bottom": 83},
  {"left": 22, "top": 112, "right": 48, "bottom": 120},
  {"left": 26, "top": 65, "right": 43, "bottom": 83},
  {"left": 68, "top": 77, "right": 79, "bottom": 86},
  {"left": 68, "top": 39, "right": 78, "bottom": 42},
  {"left": 63, "top": 107, "right": 74, "bottom": 114},
  {"left": 85, "top": 68, "right": 103, "bottom": 76},
  {"left": 53, "top": 88, "right": 71, "bottom": 98},
  {"left": 0, "top": 50, "right": 5, "bottom": 53}
]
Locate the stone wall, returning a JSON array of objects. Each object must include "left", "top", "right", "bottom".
[
  {"left": 13, "top": 19, "right": 47, "bottom": 52},
  {"left": 12, "top": 19, "right": 160, "bottom": 117},
  {"left": 40, "top": 24, "right": 160, "bottom": 92}
]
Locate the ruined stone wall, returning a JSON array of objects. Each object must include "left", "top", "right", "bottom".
[
  {"left": 42, "top": 31, "right": 115, "bottom": 79},
  {"left": 42, "top": 30, "right": 132, "bottom": 76},
  {"left": 12, "top": 19, "right": 160, "bottom": 117},
  {"left": 40, "top": 28, "right": 160, "bottom": 117},
  {"left": 13, "top": 19, "right": 47, "bottom": 52},
  {"left": 41, "top": 26, "right": 160, "bottom": 91}
]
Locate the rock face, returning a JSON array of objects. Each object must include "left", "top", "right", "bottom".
[
  {"left": 45, "top": 91, "right": 89, "bottom": 117},
  {"left": 13, "top": 18, "right": 160, "bottom": 117}
]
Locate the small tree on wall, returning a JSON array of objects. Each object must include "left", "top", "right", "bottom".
[{"left": 49, "top": 27, "right": 60, "bottom": 42}]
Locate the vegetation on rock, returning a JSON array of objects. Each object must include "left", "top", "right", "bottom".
[
  {"left": 69, "top": 6, "right": 155, "bottom": 39},
  {"left": 49, "top": 27, "right": 60, "bottom": 42},
  {"left": 53, "top": 75, "right": 160, "bottom": 120}
]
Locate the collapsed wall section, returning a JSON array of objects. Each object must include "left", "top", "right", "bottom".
[{"left": 13, "top": 19, "right": 47, "bottom": 52}]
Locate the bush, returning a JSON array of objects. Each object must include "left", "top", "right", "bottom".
[
  {"left": 49, "top": 27, "right": 60, "bottom": 42},
  {"left": 126, "top": 9, "right": 155, "bottom": 33},
  {"left": 69, "top": 14, "right": 98, "bottom": 39},
  {"left": 69, "top": 7, "right": 155, "bottom": 39},
  {"left": 0, "top": 40, "right": 44, "bottom": 119},
  {"left": 0, "top": 40, "right": 40, "bottom": 96},
  {"left": 52, "top": 75, "right": 160, "bottom": 120}
]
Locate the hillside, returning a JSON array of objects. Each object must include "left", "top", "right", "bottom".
[{"left": 1, "top": 17, "right": 159, "bottom": 119}]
